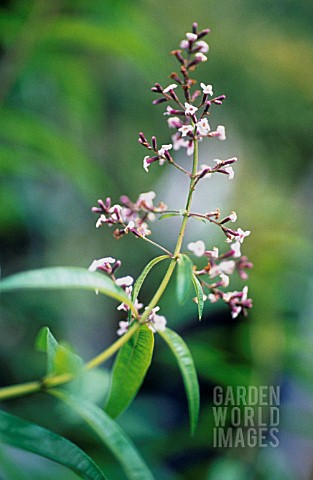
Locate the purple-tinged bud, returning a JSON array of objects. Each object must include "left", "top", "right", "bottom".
[
  {"left": 164, "top": 150, "right": 172, "bottom": 162},
  {"left": 152, "top": 97, "right": 167, "bottom": 105},
  {"left": 111, "top": 260, "right": 122, "bottom": 274},
  {"left": 192, "top": 22, "right": 198, "bottom": 34},
  {"left": 171, "top": 50, "right": 185, "bottom": 65},
  {"left": 139, "top": 132, "right": 147, "bottom": 143},
  {"left": 152, "top": 136, "right": 157, "bottom": 150},
  {"left": 151, "top": 83, "right": 163, "bottom": 93},
  {"left": 170, "top": 72, "right": 183, "bottom": 84},
  {"left": 197, "top": 28, "right": 211, "bottom": 40},
  {"left": 223, "top": 157, "right": 237, "bottom": 166}
]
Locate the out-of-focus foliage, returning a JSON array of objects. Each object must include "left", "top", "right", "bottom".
[{"left": 1, "top": 0, "right": 313, "bottom": 478}]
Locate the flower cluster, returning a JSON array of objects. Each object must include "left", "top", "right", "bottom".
[
  {"left": 90, "top": 22, "right": 253, "bottom": 330},
  {"left": 139, "top": 24, "right": 228, "bottom": 173},
  {"left": 88, "top": 257, "right": 167, "bottom": 335},
  {"left": 92, "top": 191, "right": 167, "bottom": 238},
  {"left": 188, "top": 232, "right": 253, "bottom": 318}
]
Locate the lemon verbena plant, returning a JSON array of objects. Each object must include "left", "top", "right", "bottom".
[{"left": 0, "top": 23, "right": 253, "bottom": 480}]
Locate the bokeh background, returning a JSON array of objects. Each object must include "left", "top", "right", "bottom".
[{"left": 1, "top": 0, "right": 313, "bottom": 479}]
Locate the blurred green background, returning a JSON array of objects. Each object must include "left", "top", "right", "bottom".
[{"left": 1, "top": 0, "right": 313, "bottom": 479}]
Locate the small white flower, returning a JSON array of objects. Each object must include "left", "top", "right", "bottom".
[
  {"left": 116, "top": 276, "right": 134, "bottom": 287},
  {"left": 163, "top": 84, "right": 178, "bottom": 94},
  {"left": 231, "top": 305, "right": 242, "bottom": 319},
  {"left": 184, "top": 102, "right": 198, "bottom": 116},
  {"left": 220, "top": 273, "right": 230, "bottom": 287},
  {"left": 96, "top": 214, "right": 106, "bottom": 228},
  {"left": 205, "top": 247, "right": 219, "bottom": 258},
  {"left": 208, "top": 293, "right": 219, "bottom": 303},
  {"left": 117, "top": 321, "right": 129, "bottom": 336},
  {"left": 225, "top": 166, "right": 235, "bottom": 180},
  {"left": 216, "top": 125, "right": 226, "bottom": 140},
  {"left": 139, "top": 191, "right": 156, "bottom": 207},
  {"left": 231, "top": 242, "right": 241, "bottom": 258},
  {"left": 188, "top": 240, "right": 205, "bottom": 257},
  {"left": 88, "top": 257, "right": 115, "bottom": 272},
  {"left": 219, "top": 260, "right": 235, "bottom": 275},
  {"left": 197, "top": 118, "right": 211, "bottom": 136},
  {"left": 124, "top": 220, "right": 135, "bottom": 233},
  {"left": 172, "top": 133, "right": 189, "bottom": 151},
  {"left": 180, "top": 39, "right": 189, "bottom": 49},
  {"left": 143, "top": 156, "right": 150, "bottom": 172},
  {"left": 186, "top": 32, "right": 198, "bottom": 41},
  {"left": 229, "top": 211, "right": 237, "bottom": 222},
  {"left": 167, "top": 116, "right": 182, "bottom": 128},
  {"left": 158, "top": 144, "right": 172, "bottom": 156},
  {"left": 200, "top": 83, "right": 213, "bottom": 95},
  {"left": 236, "top": 228, "right": 251, "bottom": 244},
  {"left": 196, "top": 40, "right": 209, "bottom": 53},
  {"left": 195, "top": 53, "right": 207, "bottom": 62},
  {"left": 186, "top": 141, "right": 194, "bottom": 156},
  {"left": 178, "top": 124, "right": 194, "bottom": 137},
  {"left": 151, "top": 314, "right": 167, "bottom": 332}
]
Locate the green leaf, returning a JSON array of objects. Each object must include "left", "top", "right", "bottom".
[
  {"left": 0, "top": 410, "right": 106, "bottom": 480},
  {"left": 176, "top": 254, "right": 194, "bottom": 304},
  {"left": 192, "top": 274, "right": 204, "bottom": 320},
  {"left": 158, "top": 213, "right": 181, "bottom": 220},
  {"left": 132, "top": 255, "right": 169, "bottom": 303},
  {"left": 35, "top": 326, "right": 84, "bottom": 376},
  {"left": 51, "top": 390, "right": 155, "bottom": 480},
  {"left": 0, "top": 267, "right": 136, "bottom": 315},
  {"left": 35, "top": 326, "right": 59, "bottom": 374},
  {"left": 158, "top": 328, "right": 200, "bottom": 435},
  {"left": 105, "top": 325, "right": 154, "bottom": 418}
]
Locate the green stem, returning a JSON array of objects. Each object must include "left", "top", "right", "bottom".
[{"left": 0, "top": 137, "right": 199, "bottom": 402}]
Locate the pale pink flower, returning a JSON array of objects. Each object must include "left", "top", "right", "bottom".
[
  {"left": 197, "top": 118, "right": 211, "bottom": 135},
  {"left": 88, "top": 257, "right": 115, "bottom": 272},
  {"left": 143, "top": 156, "right": 150, "bottom": 172},
  {"left": 236, "top": 228, "right": 251, "bottom": 243},
  {"left": 186, "top": 32, "right": 198, "bottom": 41},
  {"left": 184, "top": 102, "right": 198, "bottom": 116},
  {"left": 225, "top": 166, "right": 234, "bottom": 180},
  {"left": 115, "top": 276, "right": 134, "bottom": 287},
  {"left": 196, "top": 40, "right": 209, "bottom": 53},
  {"left": 178, "top": 124, "right": 194, "bottom": 137},
  {"left": 216, "top": 125, "right": 226, "bottom": 140},
  {"left": 200, "top": 83, "right": 213, "bottom": 95},
  {"left": 231, "top": 242, "right": 241, "bottom": 258},
  {"left": 163, "top": 84, "right": 178, "bottom": 93},
  {"left": 158, "top": 144, "right": 172, "bottom": 156},
  {"left": 188, "top": 240, "right": 205, "bottom": 257},
  {"left": 117, "top": 321, "right": 129, "bottom": 336},
  {"left": 167, "top": 116, "right": 182, "bottom": 128},
  {"left": 195, "top": 52, "right": 207, "bottom": 62},
  {"left": 180, "top": 39, "right": 189, "bottom": 49},
  {"left": 96, "top": 214, "right": 106, "bottom": 228}
]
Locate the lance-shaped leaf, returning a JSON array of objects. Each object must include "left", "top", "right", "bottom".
[
  {"left": 51, "top": 390, "right": 155, "bottom": 480},
  {"left": 0, "top": 410, "right": 106, "bottom": 480},
  {"left": 176, "top": 254, "right": 194, "bottom": 304},
  {"left": 192, "top": 274, "right": 204, "bottom": 320},
  {"left": 132, "top": 255, "right": 170, "bottom": 303},
  {"left": 158, "top": 328, "right": 200, "bottom": 435},
  {"left": 0, "top": 267, "right": 136, "bottom": 315},
  {"left": 105, "top": 325, "right": 154, "bottom": 418}
]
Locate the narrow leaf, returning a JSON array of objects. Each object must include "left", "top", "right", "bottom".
[
  {"left": 35, "top": 326, "right": 83, "bottom": 376},
  {"left": 105, "top": 325, "right": 154, "bottom": 418},
  {"left": 0, "top": 267, "right": 136, "bottom": 314},
  {"left": 0, "top": 410, "right": 106, "bottom": 480},
  {"left": 158, "top": 213, "right": 181, "bottom": 220},
  {"left": 132, "top": 255, "right": 169, "bottom": 303},
  {"left": 51, "top": 390, "right": 155, "bottom": 480},
  {"left": 192, "top": 274, "right": 204, "bottom": 320},
  {"left": 176, "top": 254, "right": 194, "bottom": 304},
  {"left": 35, "top": 326, "right": 59, "bottom": 374},
  {"left": 158, "top": 328, "right": 200, "bottom": 434}
]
